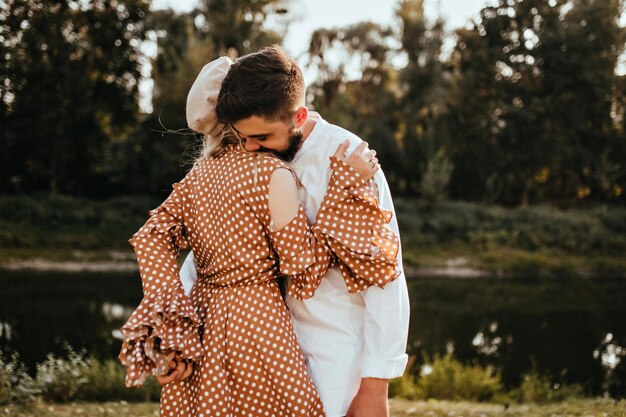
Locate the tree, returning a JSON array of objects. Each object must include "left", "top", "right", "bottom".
[
  {"left": 544, "top": 0, "right": 626, "bottom": 202},
  {"left": 448, "top": 0, "right": 625, "bottom": 205},
  {"left": 195, "top": 0, "right": 291, "bottom": 56},
  {"left": 396, "top": 0, "right": 450, "bottom": 196},
  {"left": 306, "top": 22, "right": 404, "bottom": 190},
  {"left": 119, "top": 9, "right": 216, "bottom": 194},
  {"left": 1, "top": 0, "right": 150, "bottom": 195}
]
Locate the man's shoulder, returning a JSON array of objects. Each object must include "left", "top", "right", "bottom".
[{"left": 314, "top": 117, "right": 364, "bottom": 153}]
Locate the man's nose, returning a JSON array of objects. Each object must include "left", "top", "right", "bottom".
[{"left": 244, "top": 138, "right": 260, "bottom": 151}]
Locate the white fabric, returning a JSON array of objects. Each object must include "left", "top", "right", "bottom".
[{"left": 179, "top": 112, "right": 410, "bottom": 417}]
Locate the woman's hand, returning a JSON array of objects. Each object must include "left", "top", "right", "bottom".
[
  {"left": 333, "top": 140, "right": 379, "bottom": 180},
  {"left": 156, "top": 351, "right": 195, "bottom": 386}
]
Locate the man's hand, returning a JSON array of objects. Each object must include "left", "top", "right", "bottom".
[
  {"left": 156, "top": 351, "right": 195, "bottom": 386},
  {"left": 346, "top": 378, "right": 389, "bottom": 417}
]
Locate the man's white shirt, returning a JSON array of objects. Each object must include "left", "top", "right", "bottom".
[{"left": 180, "top": 112, "right": 410, "bottom": 417}]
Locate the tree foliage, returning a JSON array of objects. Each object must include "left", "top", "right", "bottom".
[
  {"left": 306, "top": 0, "right": 625, "bottom": 205},
  {"left": 448, "top": 0, "right": 625, "bottom": 205},
  {"left": 1, "top": 0, "right": 150, "bottom": 195},
  {"left": 1, "top": 0, "right": 624, "bottom": 205}
]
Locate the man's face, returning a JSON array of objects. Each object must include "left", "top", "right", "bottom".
[{"left": 230, "top": 115, "right": 304, "bottom": 162}]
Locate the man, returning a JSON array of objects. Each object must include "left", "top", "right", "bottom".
[{"left": 181, "top": 46, "right": 410, "bottom": 417}]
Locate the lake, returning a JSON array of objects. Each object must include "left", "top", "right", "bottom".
[{"left": 1, "top": 270, "right": 625, "bottom": 396}]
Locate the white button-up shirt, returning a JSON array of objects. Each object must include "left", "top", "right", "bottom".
[{"left": 180, "top": 112, "right": 410, "bottom": 417}]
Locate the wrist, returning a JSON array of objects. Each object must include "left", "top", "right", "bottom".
[{"left": 358, "top": 377, "right": 389, "bottom": 395}]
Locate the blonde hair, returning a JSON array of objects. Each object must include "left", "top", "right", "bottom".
[{"left": 193, "top": 126, "right": 239, "bottom": 166}]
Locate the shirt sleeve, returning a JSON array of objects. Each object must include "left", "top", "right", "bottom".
[
  {"left": 118, "top": 174, "right": 205, "bottom": 388},
  {"left": 359, "top": 170, "right": 410, "bottom": 379}
]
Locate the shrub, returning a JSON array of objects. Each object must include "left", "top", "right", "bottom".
[
  {"left": 509, "top": 366, "right": 584, "bottom": 404},
  {"left": 0, "top": 351, "right": 39, "bottom": 405},
  {"left": 415, "top": 353, "right": 503, "bottom": 402},
  {"left": 34, "top": 345, "right": 89, "bottom": 402},
  {"left": 78, "top": 356, "right": 160, "bottom": 402},
  {"left": 395, "top": 199, "right": 626, "bottom": 259},
  {"left": 389, "top": 372, "right": 420, "bottom": 400},
  {"left": 389, "top": 356, "right": 420, "bottom": 399}
]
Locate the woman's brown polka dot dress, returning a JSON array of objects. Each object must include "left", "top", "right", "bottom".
[{"left": 118, "top": 144, "right": 399, "bottom": 417}]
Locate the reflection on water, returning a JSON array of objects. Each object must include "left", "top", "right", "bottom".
[
  {"left": 593, "top": 333, "right": 625, "bottom": 397},
  {"left": 1, "top": 270, "right": 625, "bottom": 396},
  {"left": 0, "top": 321, "right": 12, "bottom": 341},
  {"left": 471, "top": 321, "right": 511, "bottom": 357},
  {"left": 405, "top": 277, "right": 626, "bottom": 396},
  {"left": 594, "top": 333, "right": 624, "bottom": 370},
  {"left": 0, "top": 270, "right": 141, "bottom": 367}
]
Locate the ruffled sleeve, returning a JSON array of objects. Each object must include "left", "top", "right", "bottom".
[
  {"left": 118, "top": 176, "right": 205, "bottom": 388},
  {"left": 268, "top": 204, "right": 334, "bottom": 300},
  {"left": 240, "top": 155, "right": 335, "bottom": 301},
  {"left": 312, "top": 156, "right": 400, "bottom": 293},
  {"left": 241, "top": 152, "right": 399, "bottom": 299}
]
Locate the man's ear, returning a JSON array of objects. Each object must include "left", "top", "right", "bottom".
[{"left": 293, "top": 106, "right": 308, "bottom": 128}]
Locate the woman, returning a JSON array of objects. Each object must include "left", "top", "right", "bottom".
[{"left": 118, "top": 67, "right": 399, "bottom": 417}]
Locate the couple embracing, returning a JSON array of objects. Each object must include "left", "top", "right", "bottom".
[{"left": 118, "top": 46, "right": 410, "bottom": 417}]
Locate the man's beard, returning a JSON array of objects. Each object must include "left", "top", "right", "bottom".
[{"left": 261, "top": 128, "right": 304, "bottom": 162}]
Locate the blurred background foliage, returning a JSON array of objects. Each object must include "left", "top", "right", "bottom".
[{"left": 1, "top": 0, "right": 624, "bottom": 206}]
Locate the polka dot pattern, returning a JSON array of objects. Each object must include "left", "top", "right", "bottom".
[
  {"left": 117, "top": 144, "right": 399, "bottom": 416},
  {"left": 315, "top": 157, "right": 401, "bottom": 293}
]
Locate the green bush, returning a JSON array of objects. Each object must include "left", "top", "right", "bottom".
[
  {"left": 78, "top": 356, "right": 160, "bottom": 402},
  {"left": 395, "top": 199, "right": 626, "bottom": 256},
  {"left": 0, "top": 351, "right": 39, "bottom": 405},
  {"left": 509, "top": 366, "right": 584, "bottom": 404},
  {"left": 34, "top": 345, "right": 89, "bottom": 402},
  {"left": 0, "top": 194, "right": 158, "bottom": 249},
  {"left": 415, "top": 353, "right": 503, "bottom": 402},
  {"left": 2, "top": 346, "right": 591, "bottom": 405},
  {"left": 389, "top": 356, "right": 420, "bottom": 399},
  {"left": 389, "top": 372, "right": 420, "bottom": 400},
  {"left": 32, "top": 345, "right": 161, "bottom": 403}
]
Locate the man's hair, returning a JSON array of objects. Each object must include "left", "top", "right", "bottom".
[{"left": 216, "top": 45, "right": 305, "bottom": 124}]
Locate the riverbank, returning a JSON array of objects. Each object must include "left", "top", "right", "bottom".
[
  {"left": 3, "top": 246, "right": 626, "bottom": 279},
  {"left": 1, "top": 194, "right": 625, "bottom": 277},
  {"left": 4, "top": 398, "right": 625, "bottom": 417}
]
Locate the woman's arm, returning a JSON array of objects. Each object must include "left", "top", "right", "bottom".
[
  {"left": 118, "top": 174, "right": 204, "bottom": 388},
  {"left": 263, "top": 141, "right": 398, "bottom": 300}
]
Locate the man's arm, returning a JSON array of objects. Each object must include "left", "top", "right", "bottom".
[
  {"left": 347, "top": 169, "right": 410, "bottom": 417},
  {"left": 362, "top": 169, "right": 410, "bottom": 377},
  {"left": 179, "top": 251, "right": 198, "bottom": 296}
]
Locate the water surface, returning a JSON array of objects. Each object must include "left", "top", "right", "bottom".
[{"left": 1, "top": 270, "right": 625, "bottom": 395}]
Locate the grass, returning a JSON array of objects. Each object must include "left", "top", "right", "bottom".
[
  {"left": 3, "top": 398, "right": 626, "bottom": 417},
  {"left": 389, "top": 398, "right": 626, "bottom": 417}
]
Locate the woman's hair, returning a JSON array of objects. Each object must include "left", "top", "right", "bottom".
[{"left": 193, "top": 126, "right": 240, "bottom": 166}]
